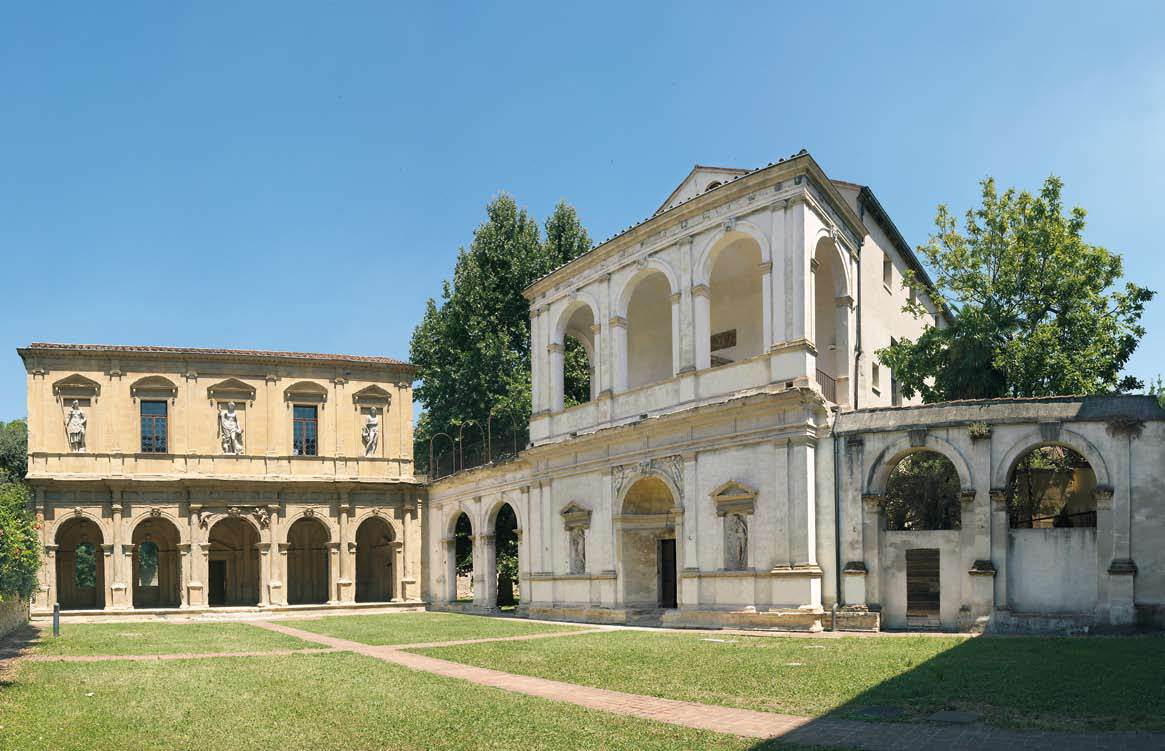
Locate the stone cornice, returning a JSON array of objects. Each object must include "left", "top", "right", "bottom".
[{"left": 523, "top": 152, "right": 868, "bottom": 301}]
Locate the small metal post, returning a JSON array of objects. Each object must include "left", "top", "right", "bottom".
[{"left": 53, "top": 602, "right": 60, "bottom": 637}]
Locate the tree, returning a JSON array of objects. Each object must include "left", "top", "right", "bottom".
[
  {"left": 0, "top": 419, "right": 28, "bottom": 483},
  {"left": 883, "top": 452, "right": 961, "bottom": 531},
  {"left": 0, "top": 482, "right": 39, "bottom": 601},
  {"left": 410, "top": 197, "right": 592, "bottom": 470},
  {"left": 878, "top": 177, "right": 1155, "bottom": 401}
]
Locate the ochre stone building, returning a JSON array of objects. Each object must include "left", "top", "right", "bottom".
[{"left": 20, "top": 343, "right": 422, "bottom": 614}]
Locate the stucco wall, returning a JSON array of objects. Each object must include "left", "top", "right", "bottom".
[{"left": 1007, "top": 529, "right": 1098, "bottom": 613}]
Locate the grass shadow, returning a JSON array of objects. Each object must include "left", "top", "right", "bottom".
[{"left": 744, "top": 632, "right": 1165, "bottom": 750}]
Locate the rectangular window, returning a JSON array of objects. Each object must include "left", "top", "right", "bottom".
[
  {"left": 293, "top": 405, "right": 318, "bottom": 456},
  {"left": 883, "top": 252, "right": 893, "bottom": 290},
  {"left": 140, "top": 400, "right": 168, "bottom": 453},
  {"left": 872, "top": 363, "right": 881, "bottom": 394}
]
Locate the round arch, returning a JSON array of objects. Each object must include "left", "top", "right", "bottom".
[
  {"left": 812, "top": 231, "right": 853, "bottom": 299},
  {"left": 551, "top": 292, "right": 602, "bottom": 345},
  {"left": 693, "top": 221, "right": 772, "bottom": 287},
  {"left": 991, "top": 428, "right": 1111, "bottom": 490},
  {"left": 286, "top": 516, "right": 330, "bottom": 605},
  {"left": 866, "top": 435, "right": 975, "bottom": 497},
  {"left": 355, "top": 514, "right": 396, "bottom": 602},
  {"left": 51, "top": 510, "right": 107, "bottom": 545},
  {"left": 616, "top": 471, "right": 683, "bottom": 516},
  {"left": 351, "top": 509, "right": 404, "bottom": 542},
  {"left": 206, "top": 516, "right": 260, "bottom": 606},
  {"left": 54, "top": 516, "right": 106, "bottom": 611},
  {"left": 130, "top": 515, "right": 181, "bottom": 608},
  {"left": 279, "top": 510, "right": 335, "bottom": 545},
  {"left": 614, "top": 259, "right": 680, "bottom": 318}
]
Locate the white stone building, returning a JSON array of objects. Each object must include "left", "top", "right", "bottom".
[{"left": 425, "top": 151, "right": 1165, "bottom": 632}]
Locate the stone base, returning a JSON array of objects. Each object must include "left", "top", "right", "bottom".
[
  {"left": 32, "top": 600, "right": 426, "bottom": 620},
  {"left": 830, "top": 608, "right": 881, "bottom": 632},
  {"left": 988, "top": 609, "right": 1097, "bottom": 635},
  {"left": 525, "top": 605, "right": 631, "bottom": 624},
  {"left": 661, "top": 607, "right": 829, "bottom": 632}
]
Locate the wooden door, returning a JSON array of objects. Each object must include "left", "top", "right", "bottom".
[{"left": 658, "top": 538, "right": 677, "bottom": 609}]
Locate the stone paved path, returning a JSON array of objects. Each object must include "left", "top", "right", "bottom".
[{"left": 252, "top": 620, "right": 1165, "bottom": 751}]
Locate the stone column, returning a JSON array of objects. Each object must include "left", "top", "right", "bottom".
[
  {"left": 669, "top": 291, "right": 683, "bottom": 377},
  {"left": 692, "top": 285, "right": 711, "bottom": 371},
  {"left": 759, "top": 262, "right": 774, "bottom": 348},
  {"left": 187, "top": 503, "right": 206, "bottom": 608},
  {"left": 589, "top": 323, "right": 603, "bottom": 401},
  {"left": 337, "top": 494, "right": 354, "bottom": 603},
  {"left": 529, "top": 308, "right": 543, "bottom": 413},
  {"left": 275, "top": 544, "right": 290, "bottom": 606},
  {"left": 989, "top": 489, "right": 1009, "bottom": 609},
  {"left": 477, "top": 533, "right": 497, "bottom": 609},
  {"left": 402, "top": 500, "right": 418, "bottom": 601},
  {"left": 177, "top": 543, "right": 192, "bottom": 608},
  {"left": 101, "top": 543, "right": 115, "bottom": 611},
  {"left": 442, "top": 536, "right": 456, "bottom": 604},
  {"left": 609, "top": 316, "right": 628, "bottom": 393},
  {"left": 860, "top": 494, "right": 884, "bottom": 608},
  {"left": 548, "top": 343, "right": 565, "bottom": 413},
  {"left": 256, "top": 542, "right": 271, "bottom": 607},
  {"left": 391, "top": 540, "right": 405, "bottom": 602},
  {"left": 40, "top": 544, "right": 57, "bottom": 612},
  {"left": 109, "top": 494, "right": 129, "bottom": 609},
  {"left": 327, "top": 541, "right": 341, "bottom": 604}
]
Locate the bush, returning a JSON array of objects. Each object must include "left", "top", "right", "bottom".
[{"left": 0, "top": 482, "right": 40, "bottom": 601}]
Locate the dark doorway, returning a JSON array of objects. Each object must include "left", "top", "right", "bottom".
[
  {"left": 208, "top": 560, "right": 227, "bottom": 606},
  {"left": 287, "top": 518, "right": 329, "bottom": 605},
  {"left": 55, "top": 517, "right": 105, "bottom": 610},
  {"left": 906, "top": 548, "right": 940, "bottom": 625},
  {"left": 355, "top": 516, "right": 394, "bottom": 603},
  {"left": 658, "top": 538, "right": 677, "bottom": 609}
]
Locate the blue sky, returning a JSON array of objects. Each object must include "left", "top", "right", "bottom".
[{"left": 2, "top": 1, "right": 1163, "bottom": 420}]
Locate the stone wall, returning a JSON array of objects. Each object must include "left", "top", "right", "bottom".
[{"left": 0, "top": 597, "right": 29, "bottom": 640}]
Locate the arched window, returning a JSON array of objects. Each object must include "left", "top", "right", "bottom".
[
  {"left": 1008, "top": 446, "right": 1096, "bottom": 528},
  {"left": 556, "top": 303, "right": 596, "bottom": 409},
  {"left": 884, "top": 451, "right": 961, "bottom": 531},
  {"left": 705, "top": 181, "right": 722, "bottom": 192}
]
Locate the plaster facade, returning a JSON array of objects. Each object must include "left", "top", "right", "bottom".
[
  {"left": 19, "top": 343, "right": 424, "bottom": 615},
  {"left": 426, "top": 153, "right": 1165, "bottom": 633}
]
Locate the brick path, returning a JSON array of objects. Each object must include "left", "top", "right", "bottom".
[{"left": 252, "top": 620, "right": 1165, "bottom": 751}]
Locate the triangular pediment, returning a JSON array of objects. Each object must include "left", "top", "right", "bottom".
[
  {"left": 352, "top": 384, "right": 392, "bottom": 406},
  {"left": 656, "top": 165, "right": 751, "bottom": 215},
  {"left": 52, "top": 373, "right": 101, "bottom": 397},
  {"left": 130, "top": 375, "right": 178, "bottom": 399},
  {"left": 207, "top": 378, "right": 257, "bottom": 403}
]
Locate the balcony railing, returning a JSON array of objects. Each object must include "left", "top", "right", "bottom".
[{"left": 816, "top": 369, "right": 837, "bottom": 403}]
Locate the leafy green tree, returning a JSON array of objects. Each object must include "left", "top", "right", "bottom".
[
  {"left": 0, "top": 419, "right": 28, "bottom": 484},
  {"left": 410, "top": 197, "right": 592, "bottom": 469},
  {"left": 0, "top": 482, "right": 39, "bottom": 600},
  {"left": 878, "top": 177, "right": 1154, "bottom": 401},
  {"left": 883, "top": 452, "right": 961, "bottom": 531}
]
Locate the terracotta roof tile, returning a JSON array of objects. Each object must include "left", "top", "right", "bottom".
[{"left": 20, "top": 342, "right": 413, "bottom": 370}]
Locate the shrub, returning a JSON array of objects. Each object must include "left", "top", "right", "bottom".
[{"left": 0, "top": 483, "right": 40, "bottom": 601}]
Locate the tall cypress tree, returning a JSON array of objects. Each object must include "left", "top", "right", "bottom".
[{"left": 410, "top": 196, "right": 592, "bottom": 470}]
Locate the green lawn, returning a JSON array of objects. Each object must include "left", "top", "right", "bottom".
[
  {"left": 418, "top": 630, "right": 1165, "bottom": 732},
  {"left": 0, "top": 652, "right": 829, "bottom": 751},
  {"left": 31, "top": 622, "right": 312, "bottom": 656},
  {"left": 287, "top": 611, "right": 588, "bottom": 645}
]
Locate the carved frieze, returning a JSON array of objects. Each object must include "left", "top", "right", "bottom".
[{"left": 613, "top": 454, "right": 684, "bottom": 502}]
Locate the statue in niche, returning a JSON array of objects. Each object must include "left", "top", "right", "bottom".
[
  {"left": 65, "top": 400, "right": 87, "bottom": 452},
  {"left": 569, "top": 527, "right": 586, "bottom": 574},
  {"left": 726, "top": 513, "right": 748, "bottom": 570},
  {"left": 219, "top": 402, "right": 244, "bottom": 455},
  {"left": 362, "top": 407, "right": 380, "bottom": 457}
]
